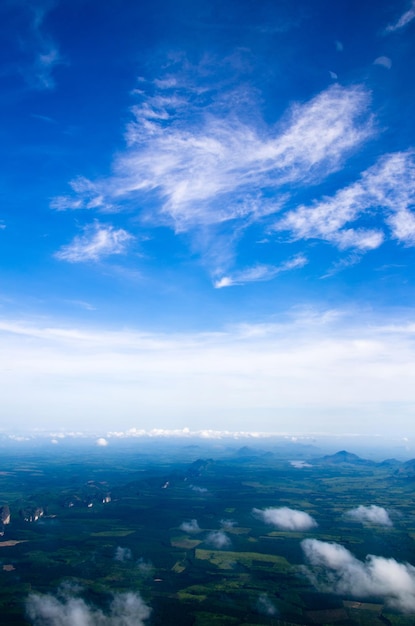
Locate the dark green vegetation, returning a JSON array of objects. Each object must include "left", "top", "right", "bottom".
[{"left": 1, "top": 442, "right": 415, "bottom": 625}]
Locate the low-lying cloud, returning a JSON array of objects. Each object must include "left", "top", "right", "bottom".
[
  {"left": 302, "top": 538, "right": 415, "bottom": 613},
  {"left": 253, "top": 506, "right": 317, "bottom": 531},
  {"left": 190, "top": 485, "right": 208, "bottom": 493},
  {"left": 256, "top": 593, "right": 277, "bottom": 616},
  {"left": 136, "top": 557, "right": 154, "bottom": 578},
  {"left": 26, "top": 589, "right": 151, "bottom": 625},
  {"left": 180, "top": 519, "right": 200, "bottom": 533},
  {"left": 115, "top": 546, "right": 132, "bottom": 562},
  {"left": 220, "top": 518, "right": 237, "bottom": 530},
  {"left": 346, "top": 505, "right": 393, "bottom": 526},
  {"left": 206, "top": 530, "right": 231, "bottom": 549}
]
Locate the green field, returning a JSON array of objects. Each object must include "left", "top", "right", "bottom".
[{"left": 0, "top": 444, "right": 415, "bottom": 624}]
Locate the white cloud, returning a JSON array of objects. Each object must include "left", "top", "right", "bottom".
[
  {"left": 257, "top": 593, "right": 277, "bottom": 616},
  {"left": 346, "top": 505, "right": 393, "bottom": 526},
  {"left": 275, "top": 150, "right": 415, "bottom": 250},
  {"left": 96, "top": 437, "right": 108, "bottom": 447},
  {"left": 34, "top": 46, "right": 62, "bottom": 90},
  {"left": 26, "top": 589, "right": 151, "bottom": 625},
  {"left": 52, "top": 76, "right": 373, "bottom": 232},
  {"left": 302, "top": 539, "right": 415, "bottom": 613},
  {"left": 220, "top": 519, "right": 237, "bottom": 529},
  {"left": 374, "top": 56, "right": 392, "bottom": 69},
  {"left": 190, "top": 485, "right": 208, "bottom": 493},
  {"left": 51, "top": 177, "right": 114, "bottom": 212},
  {"left": 136, "top": 558, "right": 154, "bottom": 577},
  {"left": 388, "top": 209, "right": 415, "bottom": 244},
  {"left": 20, "top": 4, "right": 64, "bottom": 90},
  {"left": 253, "top": 506, "right": 317, "bottom": 531},
  {"left": 385, "top": 1, "right": 415, "bottom": 33},
  {"left": 49, "top": 57, "right": 383, "bottom": 276},
  {"left": 214, "top": 255, "right": 307, "bottom": 288},
  {"left": 55, "top": 223, "right": 134, "bottom": 263},
  {"left": 115, "top": 546, "right": 132, "bottom": 562},
  {"left": 180, "top": 519, "right": 201, "bottom": 533},
  {"left": 4, "top": 309, "right": 415, "bottom": 434},
  {"left": 206, "top": 530, "right": 231, "bottom": 549}
]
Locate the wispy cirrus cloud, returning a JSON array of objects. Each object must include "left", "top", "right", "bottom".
[
  {"left": 9, "top": 1, "right": 64, "bottom": 90},
  {"left": 54, "top": 81, "right": 373, "bottom": 229},
  {"left": 374, "top": 56, "right": 392, "bottom": 69},
  {"left": 55, "top": 222, "right": 134, "bottom": 263},
  {"left": 51, "top": 65, "right": 374, "bottom": 280},
  {"left": 384, "top": 0, "right": 415, "bottom": 33},
  {"left": 274, "top": 150, "right": 415, "bottom": 251},
  {"left": 214, "top": 254, "right": 307, "bottom": 288},
  {"left": 115, "top": 82, "right": 373, "bottom": 230}
]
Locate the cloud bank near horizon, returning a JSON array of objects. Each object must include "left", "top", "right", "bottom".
[{"left": 2, "top": 310, "right": 415, "bottom": 434}]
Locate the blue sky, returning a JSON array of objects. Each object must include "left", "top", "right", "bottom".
[{"left": 1, "top": 0, "right": 415, "bottom": 437}]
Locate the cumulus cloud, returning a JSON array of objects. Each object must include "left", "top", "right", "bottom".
[
  {"left": 115, "top": 546, "right": 132, "bottom": 562},
  {"left": 257, "top": 593, "right": 278, "bottom": 616},
  {"left": 206, "top": 530, "right": 231, "bottom": 549},
  {"left": 180, "top": 519, "right": 201, "bottom": 533},
  {"left": 302, "top": 539, "right": 415, "bottom": 613},
  {"left": 385, "top": 0, "right": 415, "bottom": 33},
  {"left": 220, "top": 519, "right": 237, "bottom": 529},
  {"left": 346, "top": 505, "right": 393, "bottom": 526},
  {"left": 136, "top": 558, "right": 154, "bottom": 577},
  {"left": 96, "top": 437, "right": 108, "bottom": 447},
  {"left": 253, "top": 506, "right": 317, "bottom": 531},
  {"left": 26, "top": 589, "right": 151, "bottom": 625},
  {"left": 190, "top": 485, "right": 208, "bottom": 493},
  {"left": 55, "top": 223, "right": 134, "bottom": 263}
]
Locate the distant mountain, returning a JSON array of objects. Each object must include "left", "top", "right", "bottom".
[
  {"left": 231, "top": 447, "right": 276, "bottom": 462},
  {"left": 378, "top": 458, "right": 402, "bottom": 469},
  {"left": 235, "top": 446, "right": 261, "bottom": 457},
  {"left": 394, "top": 458, "right": 415, "bottom": 477},
  {"left": 312, "top": 450, "right": 375, "bottom": 466},
  {"left": 186, "top": 458, "right": 212, "bottom": 475}
]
